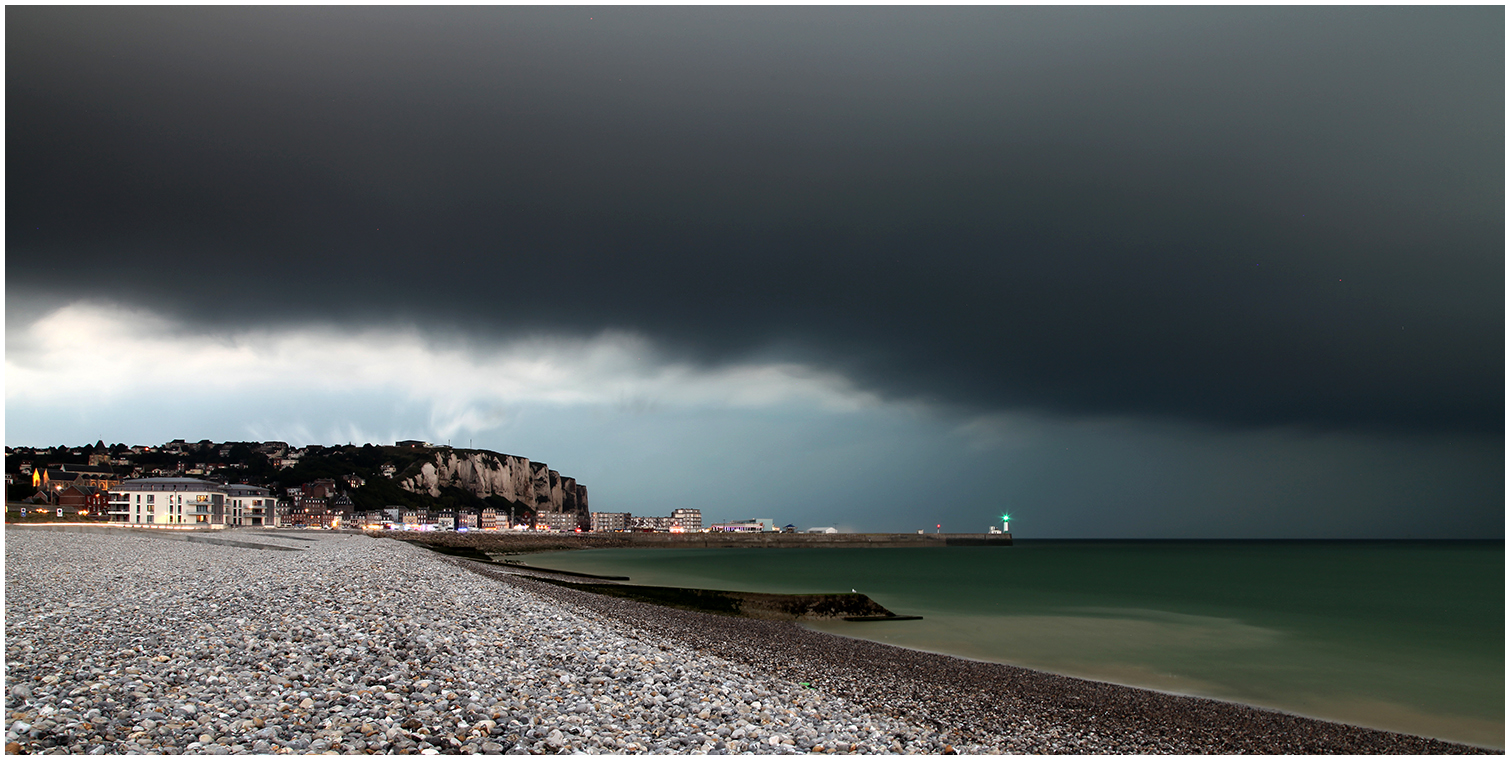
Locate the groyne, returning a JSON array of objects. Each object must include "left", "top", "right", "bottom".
[{"left": 414, "top": 543, "right": 919, "bottom": 621}]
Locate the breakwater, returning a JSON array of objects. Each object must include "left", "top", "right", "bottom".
[
  {"left": 413, "top": 543, "right": 917, "bottom": 622},
  {"left": 376, "top": 530, "right": 1011, "bottom": 554}
]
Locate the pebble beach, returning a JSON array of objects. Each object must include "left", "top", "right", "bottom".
[{"left": 4, "top": 528, "right": 1490, "bottom": 755}]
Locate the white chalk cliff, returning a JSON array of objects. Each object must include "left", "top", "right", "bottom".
[{"left": 397, "top": 450, "right": 588, "bottom": 516}]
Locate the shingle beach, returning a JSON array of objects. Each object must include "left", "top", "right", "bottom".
[{"left": 4, "top": 529, "right": 1489, "bottom": 754}]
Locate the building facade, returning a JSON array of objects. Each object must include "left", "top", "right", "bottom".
[
  {"left": 107, "top": 478, "right": 273, "bottom": 527},
  {"left": 590, "top": 511, "right": 631, "bottom": 532},
  {"left": 33, "top": 464, "right": 121, "bottom": 492},
  {"left": 107, "top": 478, "right": 224, "bottom": 526},
  {"left": 58, "top": 485, "right": 109, "bottom": 515},
  {"left": 671, "top": 508, "right": 703, "bottom": 532},
  {"left": 539, "top": 512, "right": 580, "bottom": 531},
  {"left": 710, "top": 518, "right": 776, "bottom": 532},
  {"left": 629, "top": 515, "right": 676, "bottom": 532}
]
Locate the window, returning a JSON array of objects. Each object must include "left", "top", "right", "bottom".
[{"left": 146, "top": 494, "right": 154, "bottom": 504}]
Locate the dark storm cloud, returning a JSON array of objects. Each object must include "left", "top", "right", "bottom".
[{"left": 8, "top": 6, "right": 1502, "bottom": 434}]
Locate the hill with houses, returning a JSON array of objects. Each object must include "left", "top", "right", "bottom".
[{"left": 5, "top": 439, "right": 585, "bottom": 528}]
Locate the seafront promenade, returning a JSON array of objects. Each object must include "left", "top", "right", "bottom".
[{"left": 4, "top": 527, "right": 1486, "bottom": 754}]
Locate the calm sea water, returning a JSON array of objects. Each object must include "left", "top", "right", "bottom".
[{"left": 529, "top": 541, "right": 1504, "bottom": 748}]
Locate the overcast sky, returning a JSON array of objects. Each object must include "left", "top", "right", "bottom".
[{"left": 7, "top": 7, "right": 1502, "bottom": 537}]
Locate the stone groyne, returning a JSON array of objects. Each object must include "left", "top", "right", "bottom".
[{"left": 410, "top": 543, "right": 919, "bottom": 622}]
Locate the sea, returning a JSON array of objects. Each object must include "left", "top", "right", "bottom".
[{"left": 528, "top": 540, "right": 1504, "bottom": 749}]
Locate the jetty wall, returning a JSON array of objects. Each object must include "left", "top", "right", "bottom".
[{"left": 379, "top": 531, "right": 1011, "bottom": 553}]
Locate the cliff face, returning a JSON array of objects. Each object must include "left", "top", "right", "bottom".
[{"left": 398, "top": 449, "right": 587, "bottom": 516}]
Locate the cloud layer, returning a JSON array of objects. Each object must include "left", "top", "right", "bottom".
[
  {"left": 7, "top": 302, "right": 884, "bottom": 441},
  {"left": 8, "top": 6, "right": 1502, "bottom": 436},
  {"left": 5, "top": 8, "right": 1500, "bottom": 537}
]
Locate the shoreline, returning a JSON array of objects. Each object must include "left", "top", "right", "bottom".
[
  {"left": 444, "top": 555, "right": 1494, "bottom": 754},
  {"left": 4, "top": 529, "right": 999, "bottom": 754},
  {"left": 792, "top": 625, "right": 1496, "bottom": 750},
  {"left": 6, "top": 528, "right": 1494, "bottom": 755}
]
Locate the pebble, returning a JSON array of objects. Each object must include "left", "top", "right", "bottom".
[{"left": 5, "top": 529, "right": 991, "bottom": 754}]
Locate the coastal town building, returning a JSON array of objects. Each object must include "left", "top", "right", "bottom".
[
  {"left": 539, "top": 512, "right": 580, "bottom": 531},
  {"left": 330, "top": 493, "right": 355, "bottom": 513},
  {"left": 33, "top": 464, "right": 121, "bottom": 495},
  {"left": 590, "top": 509, "right": 702, "bottom": 533},
  {"left": 631, "top": 515, "right": 676, "bottom": 532},
  {"left": 225, "top": 484, "right": 274, "bottom": 526},
  {"left": 591, "top": 512, "right": 631, "bottom": 532},
  {"left": 711, "top": 518, "right": 776, "bottom": 532},
  {"left": 58, "top": 484, "right": 108, "bottom": 514},
  {"left": 106, "top": 477, "right": 269, "bottom": 527},
  {"left": 671, "top": 508, "right": 703, "bottom": 532}
]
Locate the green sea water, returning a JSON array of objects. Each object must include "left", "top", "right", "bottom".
[{"left": 529, "top": 540, "right": 1504, "bottom": 748}]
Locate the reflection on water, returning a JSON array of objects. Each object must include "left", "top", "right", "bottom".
[
  {"left": 802, "top": 610, "right": 1502, "bottom": 749},
  {"left": 529, "top": 542, "right": 1504, "bottom": 749},
  {"left": 802, "top": 612, "right": 1252, "bottom": 695}
]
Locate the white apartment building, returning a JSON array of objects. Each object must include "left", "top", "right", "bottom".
[
  {"left": 107, "top": 477, "right": 273, "bottom": 527},
  {"left": 224, "top": 483, "right": 275, "bottom": 526}
]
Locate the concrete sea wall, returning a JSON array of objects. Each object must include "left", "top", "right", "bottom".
[{"left": 379, "top": 531, "right": 1012, "bottom": 554}]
